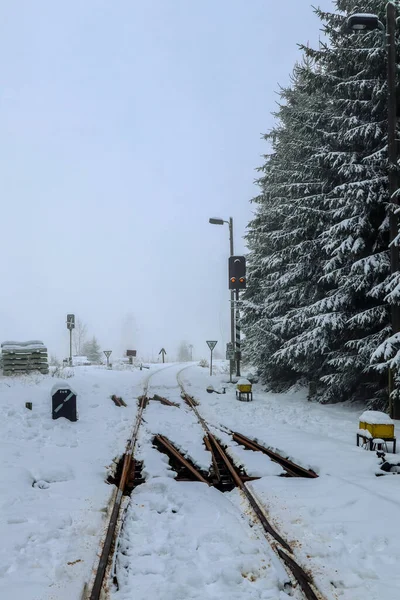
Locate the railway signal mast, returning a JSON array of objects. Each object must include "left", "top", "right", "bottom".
[
  {"left": 228, "top": 256, "right": 246, "bottom": 377},
  {"left": 66, "top": 314, "right": 75, "bottom": 366}
]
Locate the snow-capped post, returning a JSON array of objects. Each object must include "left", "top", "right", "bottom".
[
  {"left": 347, "top": 4, "right": 400, "bottom": 418},
  {"left": 51, "top": 383, "right": 77, "bottom": 422},
  {"left": 206, "top": 340, "right": 217, "bottom": 376}
]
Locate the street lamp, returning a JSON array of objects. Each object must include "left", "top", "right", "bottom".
[
  {"left": 209, "top": 216, "right": 235, "bottom": 381},
  {"left": 347, "top": 13, "right": 384, "bottom": 31},
  {"left": 347, "top": 4, "right": 400, "bottom": 418}
]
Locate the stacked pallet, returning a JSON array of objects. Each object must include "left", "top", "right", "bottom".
[{"left": 1, "top": 340, "right": 49, "bottom": 376}]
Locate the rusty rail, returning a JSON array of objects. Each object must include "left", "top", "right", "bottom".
[
  {"left": 154, "top": 435, "right": 210, "bottom": 484},
  {"left": 232, "top": 431, "right": 318, "bottom": 478},
  {"left": 88, "top": 393, "right": 148, "bottom": 600},
  {"left": 176, "top": 379, "right": 323, "bottom": 600}
]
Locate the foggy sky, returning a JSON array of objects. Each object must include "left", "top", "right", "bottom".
[{"left": 0, "top": 0, "right": 335, "bottom": 361}]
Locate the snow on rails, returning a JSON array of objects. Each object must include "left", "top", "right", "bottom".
[{"left": 84, "top": 367, "right": 324, "bottom": 600}]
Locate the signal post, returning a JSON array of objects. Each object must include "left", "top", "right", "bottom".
[{"left": 228, "top": 256, "right": 246, "bottom": 377}]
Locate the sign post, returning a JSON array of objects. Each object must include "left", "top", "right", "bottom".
[
  {"left": 159, "top": 348, "right": 167, "bottom": 363},
  {"left": 126, "top": 350, "right": 137, "bottom": 365},
  {"left": 206, "top": 341, "right": 218, "bottom": 376},
  {"left": 103, "top": 350, "right": 112, "bottom": 368},
  {"left": 66, "top": 314, "right": 75, "bottom": 366},
  {"left": 226, "top": 342, "right": 234, "bottom": 381},
  {"left": 228, "top": 256, "right": 246, "bottom": 377}
]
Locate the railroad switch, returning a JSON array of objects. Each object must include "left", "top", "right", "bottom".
[{"left": 107, "top": 456, "right": 144, "bottom": 494}]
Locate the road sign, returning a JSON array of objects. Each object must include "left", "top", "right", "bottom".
[
  {"left": 226, "top": 343, "right": 235, "bottom": 360},
  {"left": 104, "top": 350, "right": 112, "bottom": 368},
  {"left": 206, "top": 341, "right": 217, "bottom": 376},
  {"left": 126, "top": 350, "right": 137, "bottom": 357},
  {"left": 66, "top": 314, "right": 75, "bottom": 330},
  {"left": 159, "top": 348, "right": 167, "bottom": 363},
  {"left": 226, "top": 342, "right": 235, "bottom": 360}
]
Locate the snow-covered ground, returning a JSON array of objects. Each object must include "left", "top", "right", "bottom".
[
  {"left": 1, "top": 362, "right": 400, "bottom": 599},
  {"left": 180, "top": 366, "right": 400, "bottom": 600},
  {"left": 113, "top": 364, "right": 293, "bottom": 600},
  {"left": 0, "top": 364, "right": 157, "bottom": 600}
]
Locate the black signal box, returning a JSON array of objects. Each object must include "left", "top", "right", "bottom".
[{"left": 229, "top": 256, "right": 246, "bottom": 290}]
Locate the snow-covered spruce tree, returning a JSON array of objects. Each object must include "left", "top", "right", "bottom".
[
  {"left": 177, "top": 341, "right": 191, "bottom": 362},
  {"left": 297, "top": 1, "right": 395, "bottom": 406},
  {"left": 82, "top": 336, "right": 102, "bottom": 364},
  {"left": 242, "top": 60, "right": 334, "bottom": 389},
  {"left": 244, "top": 1, "right": 399, "bottom": 407}
]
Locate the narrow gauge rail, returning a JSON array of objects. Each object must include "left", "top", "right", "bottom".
[
  {"left": 177, "top": 373, "right": 324, "bottom": 600},
  {"left": 232, "top": 431, "right": 318, "bottom": 479},
  {"left": 87, "top": 367, "right": 324, "bottom": 600},
  {"left": 86, "top": 369, "right": 158, "bottom": 600}
]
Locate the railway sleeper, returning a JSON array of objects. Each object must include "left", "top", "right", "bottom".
[
  {"left": 107, "top": 455, "right": 144, "bottom": 495},
  {"left": 153, "top": 435, "right": 210, "bottom": 484},
  {"left": 152, "top": 394, "right": 180, "bottom": 407},
  {"left": 206, "top": 434, "right": 258, "bottom": 492},
  {"left": 181, "top": 393, "right": 200, "bottom": 406}
]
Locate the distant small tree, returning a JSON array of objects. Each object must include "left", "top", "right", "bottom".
[
  {"left": 49, "top": 355, "right": 61, "bottom": 367},
  {"left": 73, "top": 318, "right": 88, "bottom": 356},
  {"left": 82, "top": 336, "right": 102, "bottom": 364},
  {"left": 177, "top": 341, "right": 191, "bottom": 362}
]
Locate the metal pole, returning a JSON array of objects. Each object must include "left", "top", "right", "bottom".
[
  {"left": 69, "top": 329, "right": 72, "bottom": 366},
  {"left": 235, "top": 288, "right": 241, "bottom": 377},
  {"left": 229, "top": 217, "right": 235, "bottom": 382},
  {"left": 387, "top": 2, "right": 400, "bottom": 418},
  {"left": 210, "top": 349, "right": 213, "bottom": 376}
]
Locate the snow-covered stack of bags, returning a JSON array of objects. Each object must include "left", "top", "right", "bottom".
[{"left": 1, "top": 340, "right": 49, "bottom": 376}]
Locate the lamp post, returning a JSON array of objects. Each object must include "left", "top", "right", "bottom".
[
  {"left": 209, "top": 217, "right": 235, "bottom": 382},
  {"left": 348, "top": 4, "right": 400, "bottom": 418}
]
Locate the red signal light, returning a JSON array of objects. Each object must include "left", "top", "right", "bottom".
[
  {"left": 239, "top": 277, "right": 245, "bottom": 283},
  {"left": 230, "top": 277, "right": 236, "bottom": 283}
]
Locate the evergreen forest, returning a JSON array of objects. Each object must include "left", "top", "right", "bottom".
[{"left": 243, "top": 1, "right": 400, "bottom": 408}]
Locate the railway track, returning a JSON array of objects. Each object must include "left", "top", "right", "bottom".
[
  {"left": 85, "top": 365, "right": 175, "bottom": 600},
  {"left": 176, "top": 371, "right": 324, "bottom": 600},
  {"left": 88, "top": 400, "right": 146, "bottom": 600},
  {"left": 86, "top": 366, "right": 325, "bottom": 600}
]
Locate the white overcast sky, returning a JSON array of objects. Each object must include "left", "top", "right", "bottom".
[{"left": 0, "top": 0, "right": 336, "bottom": 361}]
